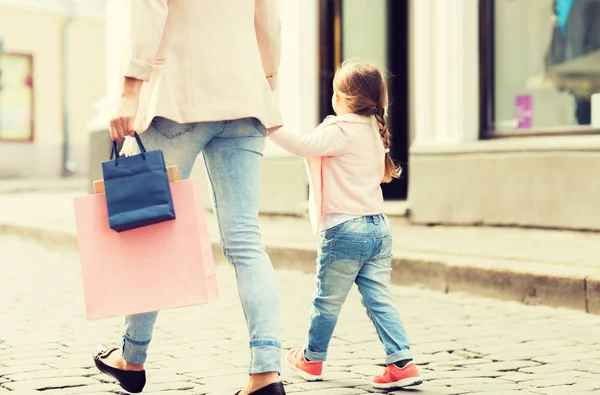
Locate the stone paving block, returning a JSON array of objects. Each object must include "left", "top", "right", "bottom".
[
  {"left": 347, "top": 364, "right": 382, "bottom": 376},
  {"left": 454, "top": 382, "right": 527, "bottom": 392},
  {"left": 473, "top": 360, "right": 540, "bottom": 371},
  {"left": 467, "top": 392, "right": 539, "bottom": 395},
  {"left": 325, "top": 359, "right": 379, "bottom": 367},
  {"left": 147, "top": 392, "right": 197, "bottom": 395},
  {"left": 413, "top": 342, "right": 463, "bottom": 354},
  {"left": 422, "top": 365, "right": 462, "bottom": 373},
  {"left": 557, "top": 393, "right": 600, "bottom": 395},
  {"left": 527, "top": 384, "right": 598, "bottom": 394},
  {"left": 89, "top": 373, "right": 111, "bottom": 383},
  {"left": 414, "top": 352, "right": 459, "bottom": 365},
  {"left": 565, "top": 380, "right": 600, "bottom": 391},
  {"left": 0, "top": 364, "right": 47, "bottom": 376},
  {"left": 148, "top": 373, "right": 198, "bottom": 385},
  {"left": 284, "top": 384, "right": 313, "bottom": 393},
  {"left": 580, "top": 362, "right": 600, "bottom": 374},
  {"left": 47, "top": 358, "right": 96, "bottom": 370},
  {"left": 42, "top": 383, "right": 121, "bottom": 394},
  {"left": 3, "top": 349, "right": 63, "bottom": 360},
  {"left": 3, "top": 377, "right": 100, "bottom": 391},
  {"left": 286, "top": 388, "right": 368, "bottom": 395},
  {"left": 520, "top": 375, "right": 578, "bottom": 388},
  {"left": 184, "top": 366, "right": 247, "bottom": 379},
  {"left": 388, "top": 385, "right": 469, "bottom": 394},
  {"left": 427, "top": 358, "right": 493, "bottom": 369},
  {"left": 319, "top": 371, "right": 363, "bottom": 381},
  {"left": 0, "top": 356, "right": 65, "bottom": 367},
  {"left": 172, "top": 347, "right": 223, "bottom": 358},
  {"left": 292, "top": 379, "right": 367, "bottom": 391},
  {"left": 168, "top": 358, "right": 235, "bottom": 374},
  {"left": 5, "top": 367, "right": 93, "bottom": 382},
  {"left": 465, "top": 339, "right": 568, "bottom": 356},
  {"left": 432, "top": 377, "right": 506, "bottom": 386},
  {"left": 429, "top": 369, "right": 507, "bottom": 379},
  {"left": 519, "top": 361, "right": 587, "bottom": 374},
  {"left": 199, "top": 381, "right": 256, "bottom": 394},
  {"left": 143, "top": 381, "right": 197, "bottom": 393},
  {"left": 499, "top": 372, "right": 540, "bottom": 383},
  {"left": 570, "top": 371, "right": 599, "bottom": 379},
  {"left": 532, "top": 351, "right": 600, "bottom": 364},
  {"left": 195, "top": 373, "right": 248, "bottom": 388},
  {"left": 5, "top": 343, "right": 64, "bottom": 353},
  {"left": 491, "top": 345, "right": 590, "bottom": 361},
  {"left": 348, "top": 349, "right": 387, "bottom": 360},
  {"left": 430, "top": 358, "right": 494, "bottom": 367}
]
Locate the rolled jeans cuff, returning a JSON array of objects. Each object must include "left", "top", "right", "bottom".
[
  {"left": 122, "top": 334, "right": 151, "bottom": 365},
  {"left": 385, "top": 349, "right": 414, "bottom": 365},
  {"left": 304, "top": 348, "right": 327, "bottom": 363},
  {"left": 249, "top": 340, "right": 281, "bottom": 374}
]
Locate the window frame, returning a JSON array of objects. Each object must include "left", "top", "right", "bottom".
[{"left": 479, "top": 0, "right": 600, "bottom": 139}]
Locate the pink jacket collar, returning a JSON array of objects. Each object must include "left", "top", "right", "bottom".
[{"left": 321, "top": 114, "right": 374, "bottom": 128}]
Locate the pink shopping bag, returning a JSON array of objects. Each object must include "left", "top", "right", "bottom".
[{"left": 73, "top": 179, "right": 218, "bottom": 320}]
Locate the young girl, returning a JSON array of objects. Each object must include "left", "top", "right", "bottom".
[{"left": 269, "top": 60, "right": 422, "bottom": 390}]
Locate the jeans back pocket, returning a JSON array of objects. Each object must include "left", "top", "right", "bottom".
[
  {"left": 151, "top": 117, "right": 194, "bottom": 139},
  {"left": 329, "top": 238, "right": 367, "bottom": 275}
]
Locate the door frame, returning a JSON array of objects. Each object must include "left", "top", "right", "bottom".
[{"left": 318, "top": 0, "right": 410, "bottom": 200}]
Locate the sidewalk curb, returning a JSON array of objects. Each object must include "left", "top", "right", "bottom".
[
  {"left": 0, "top": 179, "right": 86, "bottom": 194},
  {"left": 1, "top": 222, "right": 596, "bottom": 315}
]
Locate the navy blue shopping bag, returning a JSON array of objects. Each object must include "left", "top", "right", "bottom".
[{"left": 102, "top": 133, "right": 175, "bottom": 232}]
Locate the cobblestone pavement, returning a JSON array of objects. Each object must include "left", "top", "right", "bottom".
[{"left": 0, "top": 236, "right": 599, "bottom": 395}]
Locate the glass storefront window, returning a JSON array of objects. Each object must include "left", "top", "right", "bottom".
[
  {"left": 0, "top": 53, "right": 34, "bottom": 141},
  {"left": 493, "top": 0, "right": 600, "bottom": 134},
  {"left": 341, "top": 0, "right": 388, "bottom": 73}
]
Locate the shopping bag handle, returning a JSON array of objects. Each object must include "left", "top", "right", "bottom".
[{"left": 111, "top": 132, "right": 147, "bottom": 165}]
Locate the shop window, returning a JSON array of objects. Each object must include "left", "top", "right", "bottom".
[
  {"left": 481, "top": 0, "right": 600, "bottom": 137},
  {"left": 0, "top": 53, "right": 34, "bottom": 141}
]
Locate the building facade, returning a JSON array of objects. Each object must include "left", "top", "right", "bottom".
[
  {"left": 0, "top": 0, "right": 106, "bottom": 178},
  {"left": 92, "top": 0, "right": 600, "bottom": 230},
  {"left": 409, "top": 0, "right": 600, "bottom": 231}
]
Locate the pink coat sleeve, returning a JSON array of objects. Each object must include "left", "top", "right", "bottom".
[
  {"left": 269, "top": 124, "right": 351, "bottom": 158},
  {"left": 255, "top": 0, "right": 282, "bottom": 91},
  {"left": 124, "top": 0, "right": 169, "bottom": 82}
]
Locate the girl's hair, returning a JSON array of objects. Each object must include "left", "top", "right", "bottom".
[{"left": 333, "top": 60, "right": 401, "bottom": 183}]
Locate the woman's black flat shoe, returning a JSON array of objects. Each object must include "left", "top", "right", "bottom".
[
  {"left": 235, "top": 382, "right": 286, "bottom": 395},
  {"left": 93, "top": 346, "right": 146, "bottom": 393}
]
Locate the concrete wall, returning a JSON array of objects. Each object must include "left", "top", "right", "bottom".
[
  {"left": 409, "top": 136, "right": 600, "bottom": 230},
  {"left": 66, "top": 18, "right": 106, "bottom": 176},
  {"left": 0, "top": 7, "right": 105, "bottom": 178}
]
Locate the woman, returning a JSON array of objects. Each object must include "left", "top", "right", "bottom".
[{"left": 92, "top": 1, "right": 285, "bottom": 394}]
